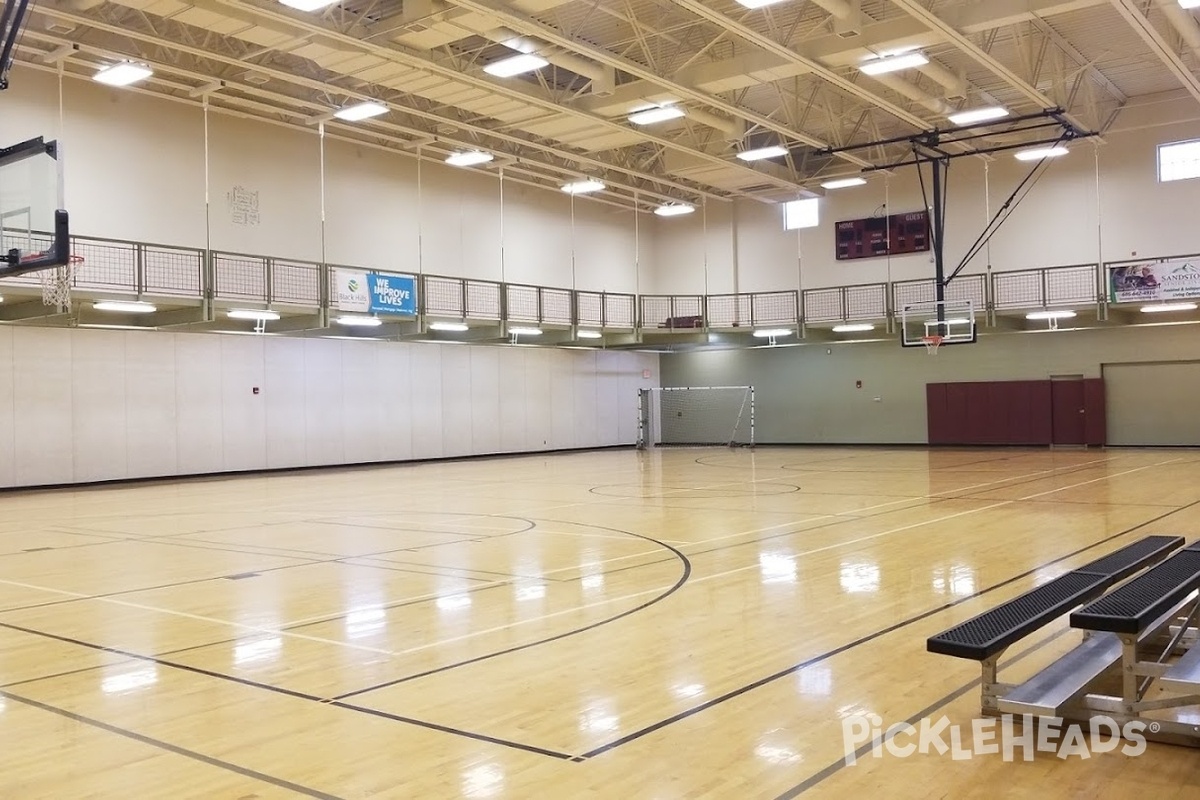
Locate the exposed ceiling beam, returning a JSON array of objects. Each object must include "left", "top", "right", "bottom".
[
  {"left": 436, "top": 0, "right": 874, "bottom": 168},
  {"left": 26, "top": 6, "right": 736, "bottom": 204},
  {"left": 1107, "top": 0, "right": 1200, "bottom": 106},
  {"left": 665, "top": 0, "right": 933, "bottom": 131},
  {"left": 885, "top": 0, "right": 1092, "bottom": 133}
]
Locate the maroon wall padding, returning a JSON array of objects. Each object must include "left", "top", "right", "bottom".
[
  {"left": 1083, "top": 378, "right": 1107, "bottom": 446},
  {"left": 926, "top": 380, "right": 1058, "bottom": 445}
]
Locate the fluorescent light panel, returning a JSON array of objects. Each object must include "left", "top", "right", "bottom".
[
  {"left": 821, "top": 177, "right": 867, "bottom": 189},
  {"left": 561, "top": 179, "right": 605, "bottom": 195},
  {"left": 1025, "top": 309, "right": 1076, "bottom": 320},
  {"left": 228, "top": 309, "right": 280, "bottom": 321},
  {"left": 1141, "top": 302, "right": 1198, "bottom": 313},
  {"left": 429, "top": 322, "right": 469, "bottom": 332},
  {"left": 1180, "top": 0, "right": 1200, "bottom": 9},
  {"left": 858, "top": 52, "right": 928, "bottom": 76},
  {"left": 334, "top": 102, "right": 387, "bottom": 122},
  {"left": 753, "top": 328, "right": 792, "bottom": 338},
  {"left": 576, "top": 330, "right": 603, "bottom": 339},
  {"left": 335, "top": 315, "right": 382, "bottom": 327},
  {"left": 278, "top": 0, "right": 338, "bottom": 10},
  {"left": 655, "top": 204, "right": 695, "bottom": 217},
  {"left": 832, "top": 323, "right": 875, "bottom": 333},
  {"left": 445, "top": 151, "right": 493, "bottom": 167},
  {"left": 628, "top": 105, "right": 685, "bottom": 125},
  {"left": 509, "top": 326, "right": 542, "bottom": 336},
  {"left": 93, "top": 300, "right": 157, "bottom": 314},
  {"left": 93, "top": 63, "right": 153, "bottom": 86},
  {"left": 1014, "top": 146, "right": 1069, "bottom": 161},
  {"left": 483, "top": 53, "right": 549, "bottom": 78},
  {"left": 737, "top": 145, "right": 789, "bottom": 161},
  {"left": 735, "top": 0, "right": 789, "bottom": 8},
  {"left": 948, "top": 106, "right": 1009, "bottom": 125}
]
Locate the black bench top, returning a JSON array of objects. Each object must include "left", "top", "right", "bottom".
[
  {"left": 928, "top": 572, "right": 1108, "bottom": 660},
  {"left": 1074, "top": 535, "right": 1184, "bottom": 582},
  {"left": 1071, "top": 549, "right": 1200, "bottom": 634},
  {"left": 927, "top": 535, "right": 1185, "bottom": 660}
]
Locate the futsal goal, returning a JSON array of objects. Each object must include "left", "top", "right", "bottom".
[{"left": 637, "top": 386, "right": 754, "bottom": 448}]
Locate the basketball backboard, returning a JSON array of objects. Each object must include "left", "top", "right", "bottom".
[
  {"left": 900, "top": 299, "right": 977, "bottom": 349},
  {"left": 1, "top": 137, "right": 70, "bottom": 277}
]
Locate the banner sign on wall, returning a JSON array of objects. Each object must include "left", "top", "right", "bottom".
[
  {"left": 1109, "top": 258, "right": 1200, "bottom": 303},
  {"left": 334, "top": 268, "right": 417, "bottom": 315}
]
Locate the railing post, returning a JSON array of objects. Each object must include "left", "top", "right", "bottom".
[
  {"left": 265, "top": 257, "right": 274, "bottom": 305},
  {"left": 464, "top": 278, "right": 472, "bottom": 321},
  {"left": 135, "top": 242, "right": 145, "bottom": 296}
]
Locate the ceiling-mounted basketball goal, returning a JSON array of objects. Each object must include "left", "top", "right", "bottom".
[{"left": 816, "top": 109, "right": 1096, "bottom": 353}]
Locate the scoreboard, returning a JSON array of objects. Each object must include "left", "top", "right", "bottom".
[{"left": 835, "top": 209, "right": 930, "bottom": 261}]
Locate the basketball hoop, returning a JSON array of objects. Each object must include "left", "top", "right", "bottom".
[
  {"left": 921, "top": 334, "right": 943, "bottom": 355},
  {"left": 38, "top": 254, "right": 84, "bottom": 312}
]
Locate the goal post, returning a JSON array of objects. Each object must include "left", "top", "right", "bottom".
[{"left": 637, "top": 386, "right": 755, "bottom": 448}]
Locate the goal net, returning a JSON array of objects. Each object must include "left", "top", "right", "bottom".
[{"left": 637, "top": 386, "right": 754, "bottom": 448}]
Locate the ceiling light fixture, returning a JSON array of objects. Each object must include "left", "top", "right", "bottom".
[
  {"left": 509, "top": 326, "right": 543, "bottom": 336},
  {"left": 335, "top": 315, "right": 383, "bottom": 327},
  {"left": 1180, "top": 0, "right": 1200, "bottom": 9},
  {"left": 483, "top": 53, "right": 549, "bottom": 78},
  {"left": 92, "top": 300, "right": 158, "bottom": 314},
  {"left": 948, "top": 106, "right": 1010, "bottom": 125},
  {"left": 1025, "top": 309, "right": 1076, "bottom": 320},
  {"left": 752, "top": 328, "right": 793, "bottom": 338},
  {"left": 561, "top": 179, "right": 605, "bottom": 195},
  {"left": 1141, "top": 302, "right": 1198, "bottom": 313},
  {"left": 333, "top": 102, "right": 387, "bottom": 122},
  {"left": 655, "top": 204, "right": 695, "bottom": 217},
  {"left": 429, "top": 322, "right": 469, "bottom": 332},
  {"left": 278, "top": 0, "right": 339, "bottom": 11},
  {"left": 93, "top": 62, "right": 153, "bottom": 86},
  {"left": 445, "top": 151, "right": 494, "bottom": 167},
  {"left": 228, "top": 309, "right": 281, "bottom": 321},
  {"left": 821, "top": 177, "right": 867, "bottom": 189},
  {"left": 736, "top": 145, "right": 789, "bottom": 161},
  {"left": 628, "top": 105, "right": 686, "bottom": 125},
  {"left": 832, "top": 323, "right": 875, "bottom": 333},
  {"left": 576, "top": 330, "right": 603, "bottom": 339},
  {"left": 1014, "top": 146, "right": 1069, "bottom": 161},
  {"left": 858, "top": 52, "right": 929, "bottom": 76},
  {"left": 735, "top": 0, "right": 789, "bottom": 8}
]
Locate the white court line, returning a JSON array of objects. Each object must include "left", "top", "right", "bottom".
[
  {"left": 0, "top": 455, "right": 1146, "bottom": 665},
  {"left": 689, "top": 456, "right": 1185, "bottom": 586}
]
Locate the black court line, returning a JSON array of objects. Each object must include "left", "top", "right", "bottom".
[
  {"left": 0, "top": 619, "right": 569, "bottom": 760},
  {"left": 581, "top": 457, "right": 1156, "bottom": 577},
  {"left": 578, "top": 497, "right": 1200, "bottom": 760},
  {"left": 333, "top": 522, "right": 692, "bottom": 700},
  {"left": 1, "top": 691, "right": 344, "bottom": 799},
  {"left": 774, "top": 626, "right": 1075, "bottom": 799}
]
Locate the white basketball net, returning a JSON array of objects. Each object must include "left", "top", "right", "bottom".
[{"left": 40, "top": 258, "right": 80, "bottom": 311}]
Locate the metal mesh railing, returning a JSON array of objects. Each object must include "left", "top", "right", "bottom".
[
  {"left": 465, "top": 280, "right": 502, "bottom": 319},
  {"left": 72, "top": 238, "right": 137, "bottom": 293},
  {"left": 213, "top": 253, "right": 268, "bottom": 301},
  {"left": 505, "top": 284, "right": 540, "bottom": 322},
  {"left": 641, "top": 295, "right": 704, "bottom": 328},
  {"left": 993, "top": 265, "right": 1099, "bottom": 310},
  {"left": 707, "top": 294, "right": 752, "bottom": 328},
  {"left": 423, "top": 275, "right": 463, "bottom": 317},
  {"left": 604, "top": 293, "right": 635, "bottom": 328},
  {"left": 143, "top": 244, "right": 203, "bottom": 296},
  {"left": 892, "top": 274, "right": 987, "bottom": 311},
  {"left": 271, "top": 259, "right": 321, "bottom": 306},
  {"left": 542, "top": 288, "right": 571, "bottom": 325}
]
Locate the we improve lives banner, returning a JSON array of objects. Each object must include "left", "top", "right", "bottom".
[
  {"left": 1109, "top": 258, "right": 1200, "bottom": 303},
  {"left": 334, "top": 268, "right": 417, "bottom": 315}
]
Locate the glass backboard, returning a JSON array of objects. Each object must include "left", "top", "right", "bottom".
[{"left": 1, "top": 137, "right": 69, "bottom": 276}]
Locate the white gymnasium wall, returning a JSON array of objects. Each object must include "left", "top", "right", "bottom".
[
  {"left": 648, "top": 117, "right": 1200, "bottom": 295},
  {"left": 0, "top": 66, "right": 648, "bottom": 292},
  {"left": 0, "top": 326, "right": 658, "bottom": 488}
]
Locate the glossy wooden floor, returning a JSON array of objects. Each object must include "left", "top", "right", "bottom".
[{"left": 3, "top": 447, "right": 1200, "bottom": 798}]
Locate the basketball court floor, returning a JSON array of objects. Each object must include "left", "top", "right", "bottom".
[{"left": 2, "top": 446, "right": 1200, "bottom": 798}]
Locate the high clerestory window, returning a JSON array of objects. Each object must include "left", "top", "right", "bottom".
[
  {"left": 783, "top": 197, "right": 819, "bottom": 230},
  {"left": 1158, "top": 139, "right": 1200, "bottom": 183}
]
